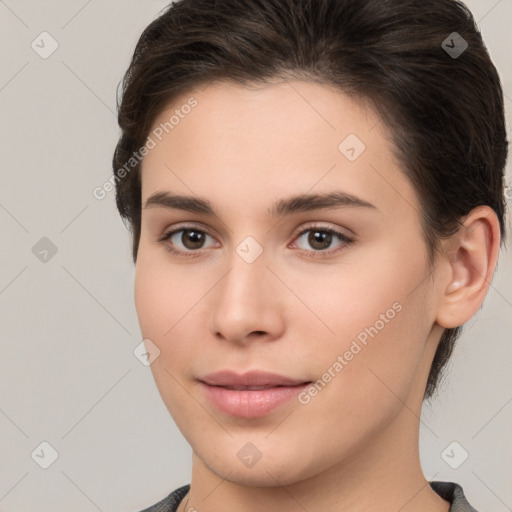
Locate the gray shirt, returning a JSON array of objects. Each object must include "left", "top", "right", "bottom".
[{"left": 138, "top": 481, "right": 479, "bottom": 512}]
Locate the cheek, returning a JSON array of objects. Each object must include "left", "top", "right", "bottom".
[
  {"left": 134, "top": 258, "right": 203, "bottom": 426},
  {"left": 293, "top": 300, "right": 426, "bottom": 452},
  {"left": 134, "top": 251, "right": 204, "bottom": 340},
  {"left": 134, "top": 262, "right": 167, "bottom": 340},
  {"left": 291, "top": 250, "right": 430, "bottom": 407},
  {"left": 134, "top": 253, "right": 216, "bottom": 381},
  {"left": 288, "top": 255, "right": 413, "bottom": 354}
]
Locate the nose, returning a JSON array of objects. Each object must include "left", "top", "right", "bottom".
[{"left": 207, "top": 245, "right": 286, "bottom": 346}]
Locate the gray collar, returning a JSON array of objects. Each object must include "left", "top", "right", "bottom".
[{"left": 139, "top": 480, "right": 480, "bottom": 512}]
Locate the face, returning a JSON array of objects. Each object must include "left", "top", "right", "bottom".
[{"left": 134, "top": 79, "right": 445, "bottom": 486}]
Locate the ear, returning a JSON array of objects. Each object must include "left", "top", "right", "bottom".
[{"left": 435, "top": 205, "right": 501, "bottom": 329}]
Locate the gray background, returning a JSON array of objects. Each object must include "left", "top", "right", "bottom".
[{"left": 0, "top": 1, "right": 510, "bottom": 511}]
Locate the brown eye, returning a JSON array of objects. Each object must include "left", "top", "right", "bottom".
[
  {"left": 293, "top": 226, "right": 353, "bottom": 257},
  {"left": 307, "top": 230, "right": 333, "bottom": 250},
  {"left": 158, "top": 226, "right": 218, "bottom": 257},
  {"left": 180, "top": 229, "right": 207, "bottom": 249}
]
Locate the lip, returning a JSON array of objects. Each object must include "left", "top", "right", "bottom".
[
  {"left": 199, "top": 370, "right": 309, "bottom": 387},
  {"left": 199, "top": 370, "right": 312, "bottom": 418}
]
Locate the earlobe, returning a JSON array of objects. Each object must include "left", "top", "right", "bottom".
[{"left": 436, "top": 206, "right": 501, "bottom": 329}]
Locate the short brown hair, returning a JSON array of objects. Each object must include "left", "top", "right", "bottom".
[{"left": 113, "top": 0, "right": 508, "bottom": 400}]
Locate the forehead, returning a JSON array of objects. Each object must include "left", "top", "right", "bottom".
[{"left": 139, "top": 79, "right": 419, "bottom": 221}]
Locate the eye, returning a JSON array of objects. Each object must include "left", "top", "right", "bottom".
[
  {"left": 292, "top": 225, "right": 353, "bottom": 257},
  {"left": 158, "top": 225, "right": 218, "bottom": 257},
  {"left": 157, "top": 223, "right": 354, "bottom": 258}
]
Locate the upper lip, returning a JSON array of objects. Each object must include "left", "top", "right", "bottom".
[{"left": 199, "top": 370, "right": 311, "bottom": 387}]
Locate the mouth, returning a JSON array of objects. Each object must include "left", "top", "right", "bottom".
[
  {"left": 198, "top": 371, "right": 313, "bottom": 418},
  {"left": 199, "top": 369, "right": 312, "bottom": 388},
  {"left": 208, "top": 383, "right": 312, "bottom": 391}
]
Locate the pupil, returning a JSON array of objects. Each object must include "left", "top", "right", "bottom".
[
  {"left": 309, "top": 230, "right": 331, "bottom": 250},
  {"left": 183, "top": 230, "right": 204, "bottom": 249}
]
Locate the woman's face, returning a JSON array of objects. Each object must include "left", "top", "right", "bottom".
[{"left": 134, "top": 80, "right": 446, "bottom": 485}]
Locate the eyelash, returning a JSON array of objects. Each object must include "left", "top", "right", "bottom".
[{"left": 157, "top": 223, "right": 354, "bottom": 259}]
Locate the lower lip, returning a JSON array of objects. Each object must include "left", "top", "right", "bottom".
[{"left": 200, "top": 382, "right": 311, "bottom": 418}]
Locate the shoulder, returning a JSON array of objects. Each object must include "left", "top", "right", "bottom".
[
  {"left": 430, "top": 481, "right": 480, "bottom": 512},
  {"left": 137, "top": 484, "right": 191, "bottom": 512}
]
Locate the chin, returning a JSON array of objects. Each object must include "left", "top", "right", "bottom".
[
  {"left": 206, "top": 457, "right": 308, "bottom": 488},
  {"left": 194, "top": 437, "right": 316, "bottom": 487}
]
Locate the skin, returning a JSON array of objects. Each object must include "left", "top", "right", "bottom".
[{"left": 134, "top": 79, "right": 500, "bottom": 512}]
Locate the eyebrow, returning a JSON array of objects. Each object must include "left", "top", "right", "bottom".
[{"left": 143, "top": 190, "right": 377, "bottom": 217}]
